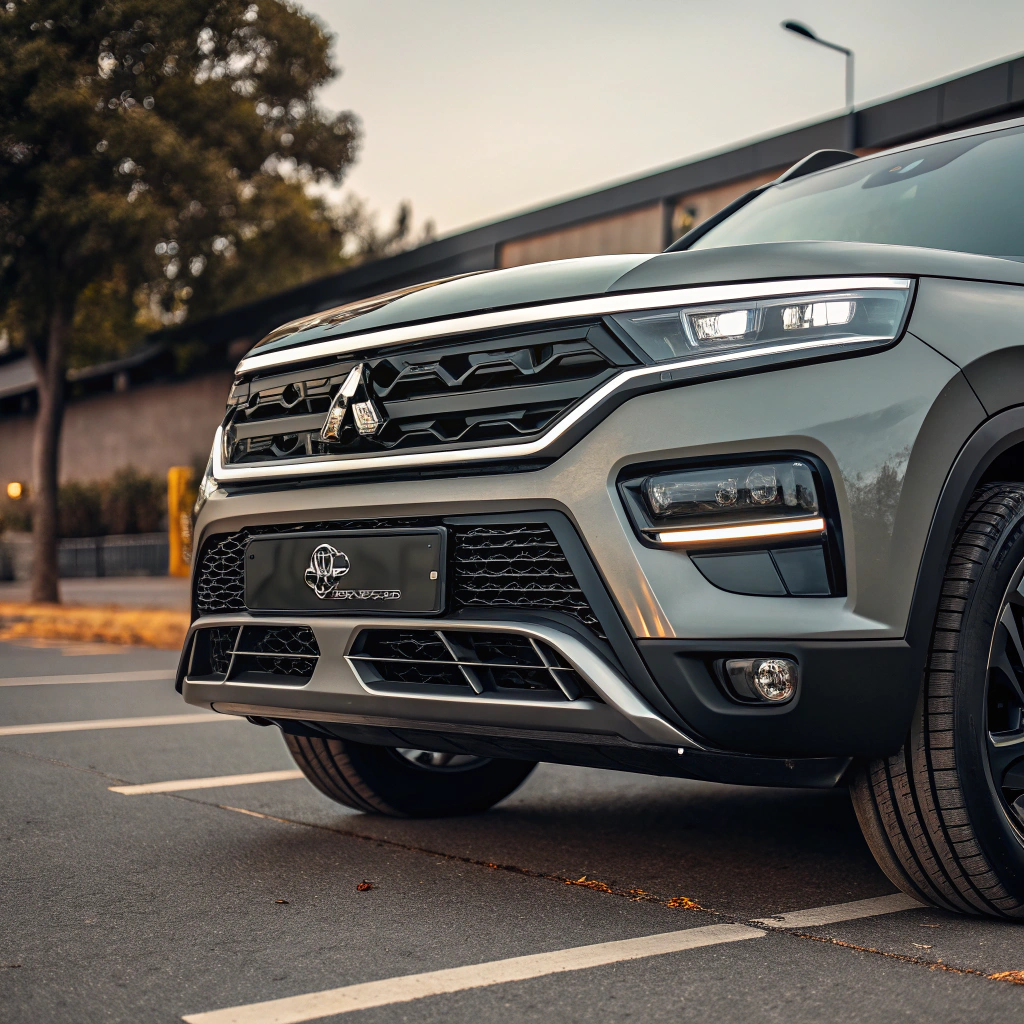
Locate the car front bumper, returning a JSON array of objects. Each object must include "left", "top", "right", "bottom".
[{"left": 181, "top": 332, "right": 981, "bottom": 775}]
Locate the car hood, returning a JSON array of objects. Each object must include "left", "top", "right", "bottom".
[{"left": 243, "top": 241, "right": 1024, "bottom": 367}]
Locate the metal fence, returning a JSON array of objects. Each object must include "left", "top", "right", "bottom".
[
  {"left": 57, "top": 534, "right": 168, "bottom": 577},
  {"left": 0, "top": 532, "right": 168, "bottom": 580}
]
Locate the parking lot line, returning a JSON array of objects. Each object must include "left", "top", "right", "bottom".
[
  {"left": 181, "top": 923, "right": 764, "bottom": 1024},
  {"left": 110, "top": 770, "right": 304, "bottom": 795},
  {"left": 0, "top": 670, "right": 176, "bottom": 687},
  {"left": 0, "top": 713, "right": 242, "bottom": 737},
  {"left": 752, "top": 892, "right": 923, "bottom": 928}
]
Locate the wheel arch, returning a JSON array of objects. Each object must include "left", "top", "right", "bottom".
[{"left": 908, "top": 406, "right": 1024, "bottom": 661}]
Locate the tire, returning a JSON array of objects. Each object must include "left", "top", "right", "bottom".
[
  {"left": 284, "top": 732, "right": 537, "bottom": 818},
  {"left": 851, "top": 482, "right": 1024, "bottom": 917}
]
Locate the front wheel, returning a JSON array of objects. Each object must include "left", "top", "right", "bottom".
[
  {"left": 285, "top": 732, "right": 536, "bottom": 817},
  {"left": 851, "top": 483, "right": 1024, "bottom": 917}
]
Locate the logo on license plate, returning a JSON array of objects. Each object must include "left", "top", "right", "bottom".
[{"left": 304, "top": 542, "right": 401, "bottom": 602}]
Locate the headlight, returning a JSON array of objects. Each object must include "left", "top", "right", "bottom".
[
  {"left": 639, "top": 460, "right": 824, "bottom": 545},
  {"left": 617, "top": 456, "right": 843, "bottom": 595},
  {"left": 644, "top": 461, "right": 818, "bottom": 523},
  {"left": 610, "top": 286, "right": 910, "bottom": 364}
]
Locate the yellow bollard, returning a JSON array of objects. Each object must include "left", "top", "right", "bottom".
[{"left": 167, "top": 467, "right": 197, "bottom": 578}]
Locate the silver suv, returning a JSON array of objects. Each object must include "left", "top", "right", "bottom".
[{"left": 180, "top": 118, "right": 1024, "bottom": 918}]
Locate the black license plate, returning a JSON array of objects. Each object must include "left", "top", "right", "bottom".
[{"left": 244, "top": 529, "right": 445, "bottom": 613}]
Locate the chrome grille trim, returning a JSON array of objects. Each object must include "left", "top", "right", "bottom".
[
  {"left": 223, "top": 324, "right": 624, "bottom": 467},
  {"left": 236, "top": 277, "right": 912, "bottom": 374}
]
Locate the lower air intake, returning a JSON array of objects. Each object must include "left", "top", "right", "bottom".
[
  {"left": 188, "top": 625, "right": 319, "bottom": 685},
  {"left": 449, "top": 524, "right": 605, "bottom": 638},
  {"left": 348, "top": 627, "right": 594, "bottom": 701},
  {"left": 194, "top": 519, "right": 606, "bottom": 640}
]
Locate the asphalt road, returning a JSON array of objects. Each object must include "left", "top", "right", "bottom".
[{"left": 3, "top": 637, "right": 1024, "bottom": 1023}]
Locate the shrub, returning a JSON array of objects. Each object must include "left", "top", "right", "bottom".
[
  {"left": 0, "top": 494, "right": 31, "bottom": 533},
  {"left": 101, "top": 467, "right": 165, "bottom": 535},
  {"left": 58, "top": 481, "right": 105, "bottom": 538},
  {"left": 0, "top": 469, "right": 168, "bottom": 537}
]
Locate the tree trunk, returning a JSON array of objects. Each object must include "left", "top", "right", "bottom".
[{"left": 27, "top": 304, "right": 70, "bottom": 604}]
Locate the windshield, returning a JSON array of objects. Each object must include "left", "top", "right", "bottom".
[{"left": 691, "top": 124, "right": 1024, "bottom": 261}]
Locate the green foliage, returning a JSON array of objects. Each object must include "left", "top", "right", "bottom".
[
  {"left": 0, "top": 0, "right": 367, "bottom": 348},
  {"left": 100, "top": 465, "right": 164, "bottom": 535},
  {"left": 0, "top": 494, "right": 32, "bottom": 533},
  {"left": 57, "top": 479, "right": 104, "bottom": 536},
  {"left": 0, "top": 468, "right": 167, "bottom": 537}
]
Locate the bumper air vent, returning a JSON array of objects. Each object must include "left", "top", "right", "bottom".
[
  {"left": 187, "top": 625, "right": 320, "bottom": 685},
  {"left": 348, "top": 627, "right": 593, "bottom": 701},
  {"left": 194, "top": 519, "right": 605, "bottom": 639},
  {"left": 224, "top": 322, "right": 633, "bottom": 467},
  {"left": 449, "top": 524, "right": 605, "bottom": 638}
]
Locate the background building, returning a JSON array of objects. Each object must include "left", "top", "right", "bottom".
[{"left": 2, "top": 54, "right": 1022, "bottom": 488}]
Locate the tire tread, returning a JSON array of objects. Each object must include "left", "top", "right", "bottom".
[{"left": 852, "top": 483, "right": 1024, "bottom": 917}]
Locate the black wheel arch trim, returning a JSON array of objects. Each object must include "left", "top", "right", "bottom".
[{"left": 907, "top": 405, "right": 1024, "bottom": 689}]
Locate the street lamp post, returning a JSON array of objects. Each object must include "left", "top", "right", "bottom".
[{"left": 782, "top": 20, "right": 855, "bottom": 149}]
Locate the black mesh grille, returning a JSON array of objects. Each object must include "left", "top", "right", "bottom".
[
  {"left": 194, "top": 518, "right": 604, "bottom": 639},
  {"left": 209, "top": 626, "right": 236, "bottom": 675},
  {"left": 349, "top": 627, "right": 592, "bottom": 700},
  {"left": 187, "top": 624, "right": 321, "bottom": 684},
  {"left": 450, "top": 524, "right": 604, "bottom": 638},
  {"left": 224, "top": 323, "right": 632, "bottom": 466}
]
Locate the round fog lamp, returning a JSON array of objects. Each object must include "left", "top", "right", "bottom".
[
  {"left": 752, "top": 659, "right": 797, "bottom": 702},
  {"left": 724, "top": 656, "right": 798, "bottom": 703}
]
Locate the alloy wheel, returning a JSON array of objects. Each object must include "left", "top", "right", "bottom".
[
  {"left": 392, "top": 748, "right": 491, "bottom": 771},
  {"left": 986, "top": 569, "right": 1024, "bottom": 830}
]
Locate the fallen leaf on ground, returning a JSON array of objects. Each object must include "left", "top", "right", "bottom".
[{"left": 665, "top": 896, "right": 701, "bottom": 910}]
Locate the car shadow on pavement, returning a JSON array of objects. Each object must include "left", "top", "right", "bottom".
[{"left": 223, "top": 762, "right": 893, "bottom": 920}]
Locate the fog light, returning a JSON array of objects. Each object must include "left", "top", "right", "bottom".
[{"left": 725, "top": 657, "right": 798, "bottom": 703}]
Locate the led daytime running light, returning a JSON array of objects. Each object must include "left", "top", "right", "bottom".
[{"left": 656, "top": 517, "right": 826, "bottom": 545}]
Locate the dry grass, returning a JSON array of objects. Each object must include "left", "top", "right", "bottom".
[{"left": 0, "top": 601, "right": 189, "bottom": 650}]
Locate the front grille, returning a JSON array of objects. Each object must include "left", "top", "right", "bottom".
[
  {"left": 187, "top": 624, "right": 320, "bottom": 685},
  {"left": 348, "top": 627, "right": 592, "bottom": 700},
  {"left": 223, "top": 322, "right": 633, "bottom": 467},
  {"left": 194, "top": 519, "right": 605, "bottom": 638}
]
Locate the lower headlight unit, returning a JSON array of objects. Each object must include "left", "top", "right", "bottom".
[
  {"left": 725, "top": 657, "right": 798, "bottom": 703},
  {"left": 643, "top": 460, "right": 819, "bottom": 525}
]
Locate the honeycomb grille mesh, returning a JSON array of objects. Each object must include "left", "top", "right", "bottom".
[
  {"left": 194, "top": 519, "right": 604, "bottom": 639},
  {"left": 349, "top": 627, "right": 592, "bottom": 699},
  {"left": 450, "top": 524, "right": 604, "bottom": 638},
  {"left": 188, "top": 624, "right": 321, "bottom": 683}
]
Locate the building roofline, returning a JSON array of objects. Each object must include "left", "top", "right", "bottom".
[{"left": 3, "top": 51, "right": 1023, "bottom": 413}]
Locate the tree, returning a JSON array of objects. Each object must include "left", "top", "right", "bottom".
[{"left": 0, "top": 0, "right": 364, "bottom": 601}]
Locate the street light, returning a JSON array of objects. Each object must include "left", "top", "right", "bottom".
[{"left": 782, "top": 20, "right": 855, "bottom": 147}]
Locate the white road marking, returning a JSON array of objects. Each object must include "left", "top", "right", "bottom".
[
  {"left": 752, "top": 892, "right": 923, "bottom": 928},
  {"left": 0, "top": 669, "right": 176, "bottom": 687},
  {"left": 110, "top": 769, "right": 304, "bottom": 795},
  {"left": 0, "top": 713, "right": 241, "bottom": 737},
  {"left": 181, "top": 924, "right": 764, "bottom": 1024}
]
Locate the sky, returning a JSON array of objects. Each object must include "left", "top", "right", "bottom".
[{"left": 296, "top": 0, "right": 1024, "bottom": 237}]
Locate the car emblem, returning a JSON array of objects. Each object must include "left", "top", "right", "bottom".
[
  {"left": 320, "top": 363, "right": 386, "bottom": 441},
  {"left": 304, "top": 542, "right": 351, "bottom": 599},
  {"left": 351, "top": 400, "right": 384, "bottom": 436}
]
